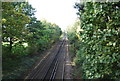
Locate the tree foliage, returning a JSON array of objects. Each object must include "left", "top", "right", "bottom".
[
  {"left": 68, "top": 1, "right": 120, "bottom": 79},
  {"left": 2, "top": 2, "right": 30, "bottom": 51},
  {"left": 2, "top": 2, "right": 62, "bottom": 79}
]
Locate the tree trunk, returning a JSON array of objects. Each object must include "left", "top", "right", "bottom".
[{"left": 9, "top": 37, "right": 13, "bottom": 53}]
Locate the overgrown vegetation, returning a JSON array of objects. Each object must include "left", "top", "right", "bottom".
[
  {"left": 67, "top": 1, "right": 120, "bottom": 80},
  {"left": 2, "top": 2, "right": 62, "bottom": 79}
]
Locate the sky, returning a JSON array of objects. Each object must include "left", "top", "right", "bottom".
[{"left": 28, "top": 0, "right": 78, "bottom": 31}]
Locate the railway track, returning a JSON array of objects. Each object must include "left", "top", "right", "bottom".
[{"left": 25, "top": 38, "right": 66, "bottom": 81}]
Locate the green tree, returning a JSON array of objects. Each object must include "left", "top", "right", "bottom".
[
  {"left": 2, "top": 2, "right": 30, "bottom": 52},
  {"left": 73, "top": 1, "right": 120, "bottom": 79},
  {"left": 2, "top": 2, "right": 62, "bottom": 79}
]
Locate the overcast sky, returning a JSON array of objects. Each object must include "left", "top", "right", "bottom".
[{"left": 28, "top": 0, "right": 78, "bottom": 30}]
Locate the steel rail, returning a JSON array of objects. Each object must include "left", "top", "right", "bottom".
[
  {"left": 43, "top": 39, "right": 65, "bottom": 81},
  {"left": 26, "top": 38, "right": 66, "bottom": 81}
]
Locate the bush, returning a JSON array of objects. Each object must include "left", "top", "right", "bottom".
[
  {"left": 12, "top": 43, "right": 28, "bottom": 57},
  {"left": 72, "top": 2, "right": 120, "bottom": 79}
]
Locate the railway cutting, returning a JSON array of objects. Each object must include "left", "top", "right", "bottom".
[{"left": 24, "top": 36, "right": 72, "bottom": 80}]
